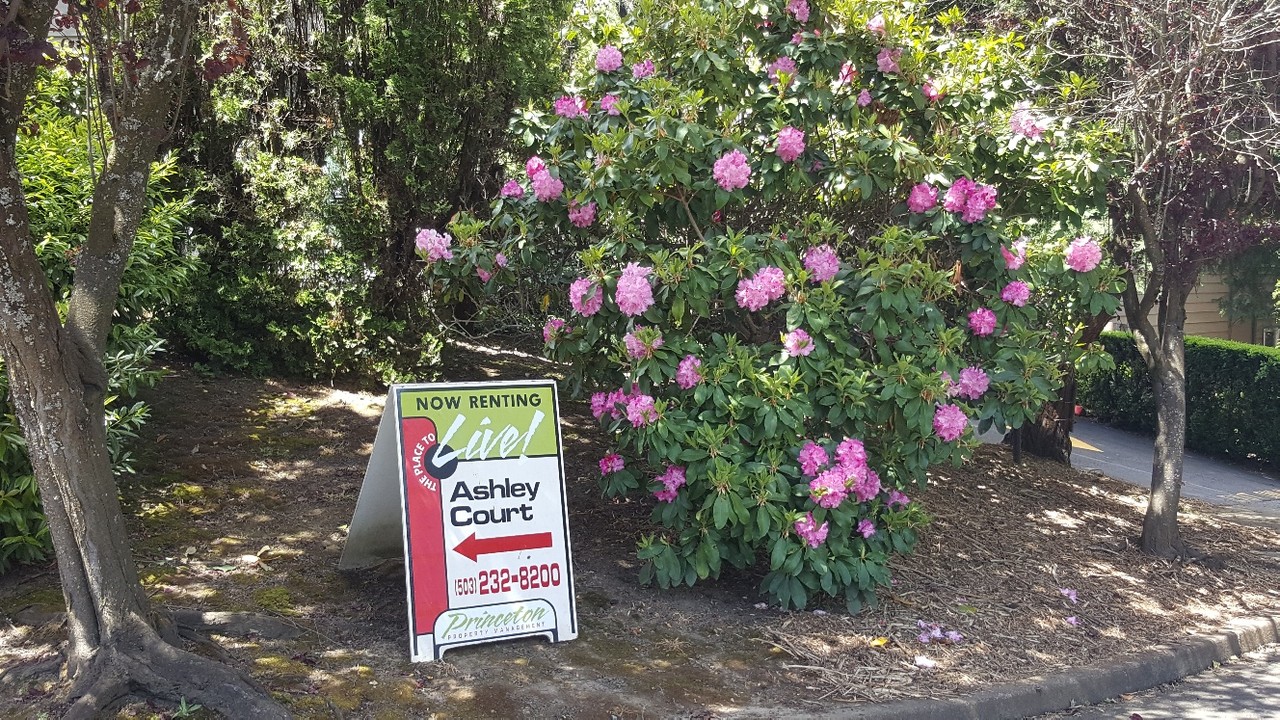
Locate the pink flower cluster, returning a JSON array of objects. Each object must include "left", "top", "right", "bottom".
[
  {"left": 933, "top": 404, "right": 968, "bottom": 442},
  {"left": 1064, "top": 237, "right": 1102, "bottom": 272},
  {"left": 803, "top": 244, "right": 839, "bottom": 283},
  {"left": 600, "top": 94, "right": 620, "bottom": 116},
  {"left": 768, "top": 56, "right": 798, "bottom": 84},
  {"left": 653, "top": 465, "right": 686, "bottom": 503},
  {"left": 794, "top": 512, "right": 828, "bottom": 548},
  {"left": 943, "top": 177, "right": 998, "bottom": 223},
  {"left": 923, "top": 78, "right": 942, "bottom": 102},
  {"left": 876, "top": 48, "right": 901, "bottom": 74},
  {"left": 783, "top": 328, "right": 814, "bottom": 357},
  {"left": 1010, "top": 102, "right": 1048, "bottom": 141},
  {"left": 775, "top": 126, "right": 805, "bottom": 163},
  {"left": 1002, "top": 239, "right": 1027, "bottom": 270},
  {"left": 968, "top": 307, "right": 997, "bottom": 336},
  {"left": 500, "top": 179, "right": 524, "bottom": 199},
  {"left": 786, "top": 0, "right": 810, "bottom": 23},
  {"left": 569, "top": 277, "right": 603, "bottom": 316},
  {"left": 837, "top": 61, "right": 858, "bottom": 87},
  {"left": 477, "top": 267, "right": 492, "bottom": 282},
  {"left": 599, "top": 453, "right": 625, "bottom": 475},
  {"left": 798, "top": 441, "right": 829, "bottom": 476},
  {"left": 803, "top": 436, "right": 880, "bottom": 509},
  {"left": 1001, "top": 280, "right": 1031, "bottom": 307},
  {"left": 632, "top": 59, "right": 654, "bottom": 79},
  {"left": 554, "top": 95, "right": 588, "bottom": 119},
  {"left": 626, "top": 393, "right": 657, "bottom": 426},
  {"left": 623, "top": 325, "right": 664, "bottom": 360},
  {"left": 908, "top": 182, "right": 938, "bottom": 213},
  {"left": 735, "top": 266, "right": 786, "bottom": 311},
  {"left": 532, "top": 169, "right": 564, "bottom": 202},
  {"left": 616, "top": 262, "right": 655, "bottom": 316},
  {"left": 568, "top": 200, "right": 597, "bottom": 228},
  {"left": 857, "top": 89, "right": 873, "bottom": 107},
  {"left": 595, "top": 45, "right": 623, "bottom": 73},
  {"left": 886, "top": 489, "right": 911, "bottom": 507},
  {"left": 866, "top": 13, "right": 886, "bottom": 36},
  {"left": 714, "top": 149, "right": 751, "bottom": 191},
  {"left": 946, "top": 366, "right": 990, "bottom": 401},
  {"left": 542, "top": 317, "right": 568, "bottom": 344},
  {"left": 591, "top": 386, "right": 657, "bottom": 428},
  {"left": 676, "top": 354, "right": 703, "bottom": 389},
  {"left": 857, "top": 519, "right": 877, "bottom": 538},
  {"left": 415, "top": 228, "right": 453, "bottom": 262}
]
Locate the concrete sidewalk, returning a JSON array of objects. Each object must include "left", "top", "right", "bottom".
[{"left": 1070, "top": 418, "right": 1280, "bottom": 523}]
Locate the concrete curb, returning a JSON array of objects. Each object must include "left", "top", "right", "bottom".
[{"left": 752, "top": 615, "right": 1280, "bottom": 720}]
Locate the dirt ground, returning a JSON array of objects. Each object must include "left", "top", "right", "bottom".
[{"left": 2, "top": 338, "right": 1280, "bottom": 719}]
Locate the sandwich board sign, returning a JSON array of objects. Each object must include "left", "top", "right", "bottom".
[{"left": 339, "top": 379, "right": 577, "bottom": 661}]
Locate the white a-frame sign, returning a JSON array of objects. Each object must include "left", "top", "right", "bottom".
[{"left": 340, "top": 379, "right": 577, "bottom": 661}]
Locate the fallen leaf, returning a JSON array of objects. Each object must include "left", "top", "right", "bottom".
[{"left": 869, "top": 637, "right": 889, "bottom": 648}]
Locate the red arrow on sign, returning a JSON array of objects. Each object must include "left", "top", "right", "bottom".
[{"left": 452, "top": 531, "right": 553, "bottom": 562}]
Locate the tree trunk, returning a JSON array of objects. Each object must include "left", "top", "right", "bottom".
[
  {"left": 0, "top": 2, "right": 289, "bottom": 716},
  {"left": 1141, "top": 328, "right": 1188, "bottom": 556},
  {"left": 1021, "top": 312, "right": 1113, "bottom": 464}
]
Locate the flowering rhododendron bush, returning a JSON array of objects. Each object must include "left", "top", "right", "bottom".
[{"left": 422, "top": 0, "right": 1121, "bottom": 610}]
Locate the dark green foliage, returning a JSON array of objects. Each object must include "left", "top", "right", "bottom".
[
  {"left": 163, "top": 0, "right": 569, "bottom": 381},
  {"left": 0, "top": 70, "right": 195, "bottom": 573},
  {"left": 1080, "top": 332, "right": 1280, "bottom": 466}
]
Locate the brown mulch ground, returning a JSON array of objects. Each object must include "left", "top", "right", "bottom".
[{"left": 1, "top": 338, "right": 1279, "bottom": 719}]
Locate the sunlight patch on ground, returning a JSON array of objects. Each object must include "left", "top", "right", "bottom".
[{"left": 1071, "top": 436, "right": 1101, "bottom": 452}]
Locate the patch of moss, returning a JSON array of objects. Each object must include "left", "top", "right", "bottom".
[
  {"left": 253, "top": 587, "right": 299, "bottom": 616},
  {"left": 251, "top": 654, "right": 313, "bottom": 684}
]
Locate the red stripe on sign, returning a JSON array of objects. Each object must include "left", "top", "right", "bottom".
[{"left": 401, "top": 416, "right": 447, "bottom": 637}]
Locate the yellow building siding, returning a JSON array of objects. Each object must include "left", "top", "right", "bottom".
[{"left": 1107, "top": 271, "right": 1279, "bottom": 346}]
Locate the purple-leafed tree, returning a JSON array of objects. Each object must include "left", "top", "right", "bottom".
[
  {"left": 0, "top": 1, "right": 284, "bottom": 716},
  {"left": 1052, "top": 0, "right": 1280, "bottom": 555}
]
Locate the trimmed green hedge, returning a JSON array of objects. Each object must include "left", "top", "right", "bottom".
[{"left": 1079, "top": 332, "right": 1280, "bottom": 466}]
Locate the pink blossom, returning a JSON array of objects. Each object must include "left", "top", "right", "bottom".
[
  {"left": 1001, "top": 239, "right": 1027, "bottom": 270},
  {"left": 591, "top": 390, "right": 626, "bottom": 420},
  {"left": 945, "top": 630, "right": 965, "bottom": 643},
  {"left": 798, "top": 441, "right": 829, "bottom": 476},
  {"left": 809, "top": 468, "right": 849, "bottom": 508},
  {"left": 768, "top": 56, "right": 798, "bottom": 85},
  {"left": 713, "top": 149, "right": 752, "bottom": 191},
  {"left": 944, "top": 177, "right": 998, "bottom": 223},
  {"left": 837, "top": 61, "right": 858, "bottom": 87},
  {"left": 632, "top": 59, "right": 654, "bottom": 79},
  {"left": 951, "top": 366, "right": 990, "bottom": 400},
  {"left": 495, "top": 252, "right": 508, "bottom": 268},
  {"left": 525, "top": 156, "right": 546, "bottom": 177},
  {"left": 908, "top": 183, "right": 938, "bottom": 213},
  {"left": 554, "top": 95, "right": 588, "bottom": 119},
  {"left": 933, "top": 404, "right": 968, "bottom": 442},
  {"left": 794, "top": 513, "right": 829, "bottom": 548},
  {"left": 568, "top": 200, "right": 597, "bottom": 228},
  {"left": 595, "top": 45, "right": 623, "bottom": 73},
  {"left": 569, "top": 277, "right": 603, "bottom": 317},
  {"left": 1001, "top": 280, "right": 1031, "bottom": 307},
  {"left": 1066, "top": 616, "right": 1079, "bottom": 627},
  {"left": 783, "top": 328, "right": 814, "bottom": 357},
  {"left": 857, "top": 89, "right": 873, "bottom": 107},
  {"left": 791, "top": 32, "right": 804, "bottom": 45},
  {"left": 542, "top": 317, "right": 568, "bottom": 344},
  {"left": 600, "top": 453, "right": 625, "bottom": 475},
  {"left": 857, "top": 519, "right": 876, "bottom": 538},
  {"left": 786, "top": 0, "right": 810, "bottom": 23},
  {"left": 923, "top": 78, "right": 942, "bottom": 102},
  {"left": 653, "top": 465, "right": 686, "bottom": 503},
  {"left": 866, "top": 13, "right": 886, "bottom": 36},
  {"left": 968, "top": 307, "right": 997, "bottom": 336},
  {"left": 676, "top": 354, "right": 703, "bottom": 390},
  {"left": 836, "top": 437, "right": 867, "bottom": 468},
  {"left": 477, "top": 267, "right": 492, "bottom": 283},
  {"left": 600, "top": 94, "right": 621, "bottom": 116},
  {"left": 803, "top": 245, "right": 840, "bottom": 283},
  {"left": 615, "top": 262, "right": 655, "bottom": 316},
  {"left": 1010, "top": 101, "right": 1047, "bottom": 141},
  {"left": 626, "top": 393, "right": 658, "bottom": 427},
  {"left": 849, "top": 466, "right": 882, "bottom": 502},
  {"left": 415, "top": 229, "right": 453, "bottom": 262},
  {"left": 735, "top": 266, "right": 785, "bottom": 311},
  {"left": 876, "top": 48, "right": 901, "bottom": 74},
  {"left": 775, "top": 126, "right": 805, "bottom": 163},
  {"left": 886, "top": 489, "right": 911, "bottom": 507},
  {"left": 532, "top": 172, "right": 564, "bottom": 202},
  {"left": 623, "top": 326, "right": 664, "bottom": 360},
  {"left": 1064, "top": 237, "right": 1103, "bottom": 272},
  {"left": 1059, "top": 587, "right": 1079, "bottom": 604},
  {"left": 500, "top": 179, "right": 524, "bottom": 199}
]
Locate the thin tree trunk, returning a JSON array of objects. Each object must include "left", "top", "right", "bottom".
[{"left": 1141, "top": 319, "right": 1188, "bottom": 555}]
